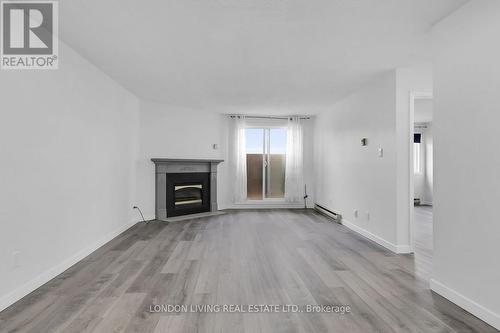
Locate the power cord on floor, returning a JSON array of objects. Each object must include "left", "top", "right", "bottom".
[{"left": 133, "top": 206, "right": 147, "bottom": 224}]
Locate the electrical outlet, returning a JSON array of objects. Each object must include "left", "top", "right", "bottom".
[
  {"left": 354, "top": 210, "right": 359, "bottom": 218},
  {"left": 212, "top": 144, "right": 218, "bottom": 150}
]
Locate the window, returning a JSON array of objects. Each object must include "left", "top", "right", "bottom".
[
  {"left": 246, "top": 128, "right": 287, "bottom": 200},
  {"left": 414, "top": 133, "right": 422, "bottom": 174}
]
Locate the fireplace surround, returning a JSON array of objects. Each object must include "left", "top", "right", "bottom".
[{"left": 151, "top": 158, "right": 224, "bottom": 220}]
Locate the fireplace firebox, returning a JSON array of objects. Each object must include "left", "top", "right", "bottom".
[{"left": 166, "top": 173, "right": 210, "bottom": 217}]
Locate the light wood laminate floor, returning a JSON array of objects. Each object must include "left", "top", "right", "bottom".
[
  {"left": 0, "top": 210, "right": 497, "bottom": 333},
  {"left": 413, "top": 206, "right": 434, "bottom": 280}
]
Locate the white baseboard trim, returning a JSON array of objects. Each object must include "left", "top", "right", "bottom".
[
  {"left": 0, "top": 219, "right": 139, "bottom": 312},
  {"left": 430, "top": 279, "right": 500, "bottom": 330},
  {"left": 222, "top": 202, "right": 306, "bottom": 210},
  {"left": 342, "top": 219, "right": 411, "bottom": 254}
]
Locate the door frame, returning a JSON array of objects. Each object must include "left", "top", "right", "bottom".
[{"left": 409, "top": 91, "right": 433, "bottom": 252}]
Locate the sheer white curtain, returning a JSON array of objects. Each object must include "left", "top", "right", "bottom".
[
  {"left": 232, "top": 116, "right": 247, "bottom": 203},
  {"left": 284, "top": 116, "right": 304, "bottom": 203}
]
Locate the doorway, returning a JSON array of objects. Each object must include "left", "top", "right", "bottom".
[
  {"left": 245, "top": 127, "right": 287, "bottom": 200},
  {"left": 411, "top": 95, "right": 434, "bottom": 279}
]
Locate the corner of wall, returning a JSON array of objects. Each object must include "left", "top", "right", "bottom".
[{"left": 342, "top": 219, "right": 410, "bottom": 254}]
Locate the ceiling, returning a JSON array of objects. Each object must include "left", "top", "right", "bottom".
[{"left": 59, "top": 0, "right": 467, "bottom": 115}]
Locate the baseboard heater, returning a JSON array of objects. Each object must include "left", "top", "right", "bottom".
[{"left": 314, "top": 204, "right": 342, "bottom": 224}]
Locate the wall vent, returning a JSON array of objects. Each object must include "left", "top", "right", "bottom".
[{"left": 315, "top": 204, "right": 342, "bottom": 224}]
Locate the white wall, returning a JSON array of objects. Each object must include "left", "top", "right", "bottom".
[
  {"left": 314, "top": 67, "right": 432, "bottom": 253},
  {"left": 431, "top": 1, "right": 500, "bottom": 329},
  {"left": 0, "top": 42, "right": 140, "bottom": 310},
  {"left": 413, "top": 151, "right": 425, "bottom": 202},
  {"left": 414, "top": 99, "right": 434, "bottom": 123},
  {"left": 423, "top": 124, "right": 433, "bottom": 205},
  {"left": 136, "top": 102, "right": 229, "bottom": 218},
  {"left": 314, "top": 71, "right": 399, "bottom": 250},
  {"left": 136, "top": 103, "right": 316, "bottom": 216},
  {"left": 302, "top": 118, "right": 316, "bottom": 208}
]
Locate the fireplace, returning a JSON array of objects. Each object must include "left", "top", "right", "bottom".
[
  {"left": 152, "top": 158, "right": 223, "bottom": 221},
  {"left": 166, "top": 173, "right": 210, "bottom": 217}
]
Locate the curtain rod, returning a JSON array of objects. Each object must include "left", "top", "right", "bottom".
[{"left": 228, "top": 115, "right": 310, "bottom": 120}]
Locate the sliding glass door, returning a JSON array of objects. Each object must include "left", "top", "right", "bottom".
[
  {"left": 245, "top": 128, "right": 287, "bottom": 200},
  {"left": 246, "top": 128, "right": 264, "bottom": 199}
]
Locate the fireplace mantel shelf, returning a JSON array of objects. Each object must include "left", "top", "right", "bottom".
[{"left": 151, "top": 158, "right": 224, "bottom": 164}]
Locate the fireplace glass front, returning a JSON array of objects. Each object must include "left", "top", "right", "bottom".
[
  {"left": 165, "top": 172, "right": 210, "bottom": 217},
  {"left": 174, "top": 184, "right": 203, "bottom": 206}
]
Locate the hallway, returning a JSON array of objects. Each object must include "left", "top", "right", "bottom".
[{"left": 413, "top": 206, "right": 433, "bottom": 280}]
